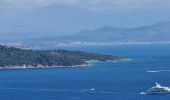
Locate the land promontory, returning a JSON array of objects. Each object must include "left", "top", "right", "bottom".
[{"left": 0, "top": 45, "right": 121, "bottom": 69}]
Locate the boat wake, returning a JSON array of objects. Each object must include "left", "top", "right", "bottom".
[
  {"left": 0, "top": 87, "right": 115, "bottom": 94},
  {"left": 146, "top": 70, "right": 170, "bottom": 73},
  {"left": 140, "top": 92, "right": 146, "bottom": 95}
]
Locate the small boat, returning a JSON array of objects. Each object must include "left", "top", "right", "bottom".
[{"left": 146, "top": 82, "right": 170, "bottom": 95}]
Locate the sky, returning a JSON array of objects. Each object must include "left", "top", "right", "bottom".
[{"left": 0, "top": 0, "right": 170, "bottom": 40}]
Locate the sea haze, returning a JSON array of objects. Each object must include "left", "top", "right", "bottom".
[
  {"left": 0, "top": 44, "right": 170, "bottom": 100},
  {"left": 3, "top": 21, "right": 170, "bottom": 49}
]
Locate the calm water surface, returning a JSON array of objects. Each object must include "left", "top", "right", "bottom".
[{"left": 0, "top": 44, "right": 170, "bottom": 100}]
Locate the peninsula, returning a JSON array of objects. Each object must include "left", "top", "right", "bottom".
[{"left": 0, "top": 45, "right": 121, "bottom": 69}]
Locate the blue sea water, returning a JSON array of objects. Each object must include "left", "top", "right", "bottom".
[{"left": 0, "top": 44, "right": 170, "bottom": 100}]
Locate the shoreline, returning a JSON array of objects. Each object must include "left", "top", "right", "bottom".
[
  {"left": 3, "top": 41, "right": 170, "bottom": 50},
  {"left": 0, "top": 64, "right": 91, "bottom": 70},
  {"left": 0, "top": 60, "right": 129, "bottom": 70},
  {"left": 0, "top": 59, "right": 126, "bottom": 70},
  {"left": 86, "top": 58, "right": 132, "bottom": 63}
]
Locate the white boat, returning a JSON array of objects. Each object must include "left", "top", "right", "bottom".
[{"left": 147, "top": 82, "right": 170, "bottom": 94}]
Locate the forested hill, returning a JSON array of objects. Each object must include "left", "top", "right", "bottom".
[{"left": 0, "top": 45, "right": 120, "bottom": 69}]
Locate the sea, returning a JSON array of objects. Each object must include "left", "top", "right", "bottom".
[{"left": 0, "top": 44, "right": 170, "bottom": 100}]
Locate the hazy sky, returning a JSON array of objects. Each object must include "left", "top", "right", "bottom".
[{"left": 0, "top": 0, "right": 170, "bottom": 40}]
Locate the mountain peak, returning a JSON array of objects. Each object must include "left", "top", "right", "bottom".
[{"left": 94, "top": 26, "right": 123, "bottom": 32}]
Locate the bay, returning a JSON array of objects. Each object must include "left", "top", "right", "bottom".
[{"left": 0, "top": 44, "right": 170, "bottom": 100}]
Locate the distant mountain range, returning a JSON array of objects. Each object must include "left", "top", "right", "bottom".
[
  {"left": 54, "top": 21, "right": 170, "bottom": 42},
  {"left": 1, "top": 21, "right": 170, "bottom": 48}
]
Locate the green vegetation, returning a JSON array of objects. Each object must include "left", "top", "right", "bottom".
[{"left": 0, "top": 45, "right": 120, "bottom": 68}]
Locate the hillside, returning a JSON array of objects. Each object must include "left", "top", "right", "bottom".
[{"left": 0, "top": 45, "right": 120, "bottom": 69}]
